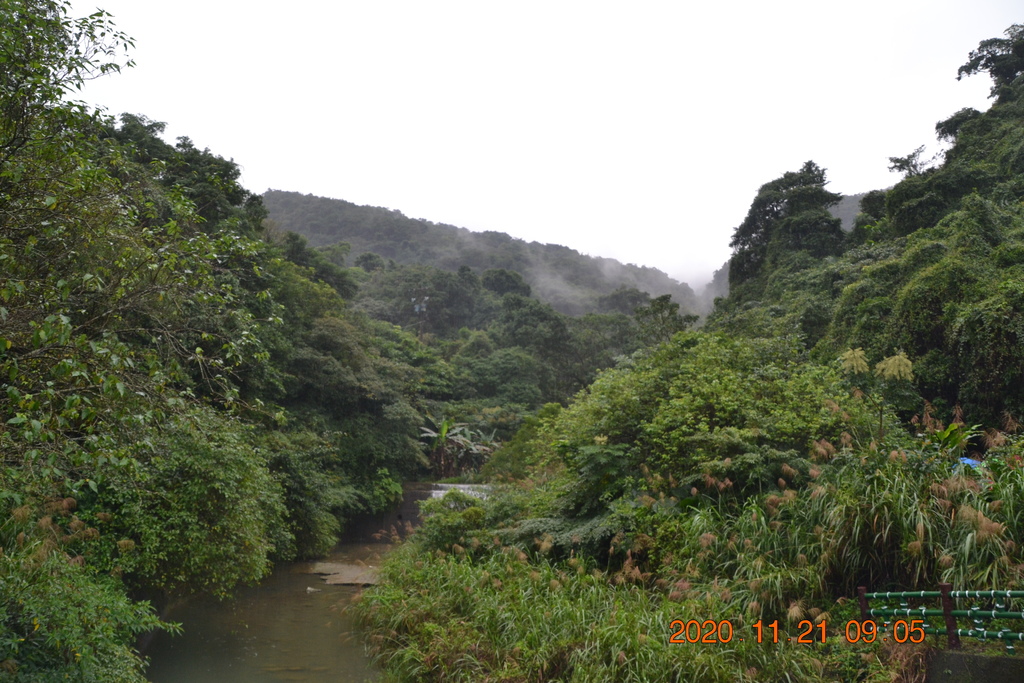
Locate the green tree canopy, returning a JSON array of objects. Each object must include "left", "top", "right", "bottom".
[
  {"left": 958, "top": 23, "right": 1024, "bottom": 102},
  {"left": 482, "top": 267, "right": 531, "bottom": 297},
  {"left": 728, "top": 161, "right": 843, "bottom": 291}
]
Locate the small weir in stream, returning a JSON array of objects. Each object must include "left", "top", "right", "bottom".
[{"left": 142, "top": 482, "right": 485, "bottom": 682}]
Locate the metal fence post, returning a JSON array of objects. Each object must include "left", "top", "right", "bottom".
[{"left": 939, "top": 583, "right": 961, "bottom": 649}]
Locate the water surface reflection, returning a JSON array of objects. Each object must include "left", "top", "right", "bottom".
[{"left": 144, "top": 543, "right": 384, "bottom": 683}]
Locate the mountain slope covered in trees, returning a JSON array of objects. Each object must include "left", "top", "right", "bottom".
[
  {"left": 357, "top": 23, "right": 1024, "bottom": 683},
  {"left": 262, "top": 190, "right": 702, "bottom": 315},
  {"left": 713, "top": 34, "right": 1024, "bottom": 427}
]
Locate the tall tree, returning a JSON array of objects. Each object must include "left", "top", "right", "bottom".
[
  {"left": 728, "top": 161, "right": 843, "bottom": 290},
  {"left": 957, "top": 24, "right": 1024, "bottom": 102},
  {"left": 634, "top": 294, "right": 697, "bottom": 346}
]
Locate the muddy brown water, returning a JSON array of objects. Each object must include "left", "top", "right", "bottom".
[
  {"left": 142, "top": 543, "right": 385, "bottom": 683},
  {"left": 142, "top": 484, "right": 487, "bottom": 682}
]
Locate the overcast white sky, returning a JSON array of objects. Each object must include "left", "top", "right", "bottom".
[{"left": 72, "top": 1, "right": 1021, "bottom": 289}]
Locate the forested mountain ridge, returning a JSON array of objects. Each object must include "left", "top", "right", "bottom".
[
  {"left": 262, "top": 189, "right": 702, "bottom": 315},
  {"left": 712, "top": 30, "right": 1024, "bottom": 427}
]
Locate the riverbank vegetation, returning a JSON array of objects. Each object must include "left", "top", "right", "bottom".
[
  {"left": 2, "top": 2, "right": 439, "bottom": 678},
  {"left": 4, "top": 3, "right": 1024, "bottom": 681},
  {"left": 356, "top": 23, "right": 1024, "bottom": 682}
]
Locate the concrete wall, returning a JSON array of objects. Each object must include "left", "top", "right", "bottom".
[{"left": 342, "top": 483, "right": 438, "bottom": 543}]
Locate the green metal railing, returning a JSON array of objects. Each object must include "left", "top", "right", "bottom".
[{"left": 858, "top": 583, "right": 1024, "bottom": 653}]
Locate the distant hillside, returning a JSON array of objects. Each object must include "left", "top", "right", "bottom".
[
  {"left": 829, "top": 192, "right": 868, "bottom": 231},
  {"left": 263, "top": 190, "right": 698, "bottom": 316}
]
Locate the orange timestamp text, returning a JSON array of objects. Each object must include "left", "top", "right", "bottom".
[{"left": 669, "top": 618, "right": 928, "bottom": 645}]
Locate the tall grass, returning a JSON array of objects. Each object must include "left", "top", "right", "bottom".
[
  {"left": 357, "top": 439, "right": 1024, "bottom": 681},
  {"left": 645, "top": 446, "right": 1024, "bottom": 619},
  {"left": 356, "top": 544, "right": 833, "bottom": 682}
]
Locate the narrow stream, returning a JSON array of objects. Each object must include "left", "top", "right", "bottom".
[
  {"left": 141, "top": 484, "right": 487, "bottom": 682},
  {"left": 143, "top": 543, "right": 385, "bottom": 683}
]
